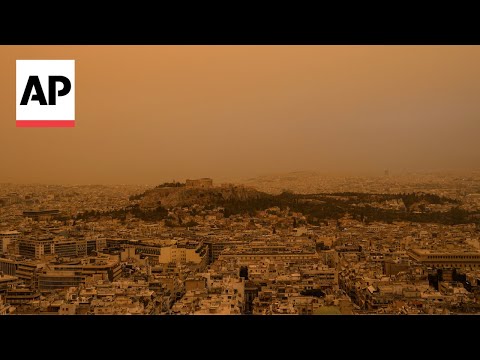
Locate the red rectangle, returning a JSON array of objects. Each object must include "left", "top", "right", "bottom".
[{"left": 16, "top": 120, "right": 75, "bottom": 128}]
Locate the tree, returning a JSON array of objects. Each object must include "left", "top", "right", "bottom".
[
  {"left": 164, "top": 220, "right": 176, "bottom": 227},
  {"left": 185, "top": 220, "right": 199, "bottom": 228},
  {"left": 239, "top": 266, "right": 249, "bottom": 280}
]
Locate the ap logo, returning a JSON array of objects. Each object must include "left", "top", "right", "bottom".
[{"left": 16, "top": 60, "right": 75, "bottom": 127}]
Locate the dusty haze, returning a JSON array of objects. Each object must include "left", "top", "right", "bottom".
[{"left": 1, "top": 46, "right": 480, "bottom": 184}]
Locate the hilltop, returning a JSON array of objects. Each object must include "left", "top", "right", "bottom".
[
  {"left": 76, "top": 179, "right": 477, "bottom": 226},
  {"left": 131, "top": 180, "right": 268, "bottom": 209}
]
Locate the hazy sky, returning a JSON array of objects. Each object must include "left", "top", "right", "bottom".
[{"left": 1, "top": 46, "right": 480, "bottom": 184}]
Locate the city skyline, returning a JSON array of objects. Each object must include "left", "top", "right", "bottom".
[{"left": 2, "top": 175, "right": 480, "bottom": 315}]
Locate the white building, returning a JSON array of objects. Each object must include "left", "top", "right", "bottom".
[{"left": 158, "top": 241, "right": 208, "bottom": 270}]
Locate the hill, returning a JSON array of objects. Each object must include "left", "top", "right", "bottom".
[{"left": 136, "top": 183, "right": 268, "bottom": 209}]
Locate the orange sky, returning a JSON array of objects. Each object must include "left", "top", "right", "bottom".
[{"left": 1, "top": 46, "right": 480, "bottom": 184}]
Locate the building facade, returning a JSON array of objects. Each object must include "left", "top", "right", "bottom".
[{"left": 408, "top": 249, "right": 480, "bottom": 269}]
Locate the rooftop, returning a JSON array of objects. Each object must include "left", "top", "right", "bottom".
[
  {"left": 409, "top": 248, "right": 480, "bottom": 256},
  {"left": 0, "top": 231, "right": 20, "bottom": 235}
]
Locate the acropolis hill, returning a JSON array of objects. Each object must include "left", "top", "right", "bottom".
[{"left": 136, "top": 178, "right": 264, "bottom": 209}]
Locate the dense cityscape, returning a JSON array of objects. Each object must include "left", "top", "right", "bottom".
[{"left": 1, "top": 172, "right": 480, "bottom": 315}]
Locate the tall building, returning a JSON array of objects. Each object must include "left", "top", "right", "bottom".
[
  {"left": 0, "top": 258, "right": 17, "bottom": 276},
  {"left": 53, "top": 239, "right": 87, "bottom": 258},
  {"left": 17, "top": 238, "right": 53, "bottom": 259}
]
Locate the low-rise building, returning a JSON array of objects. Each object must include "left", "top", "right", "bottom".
[{"left": 408, "top": 248, "right": 480, "bottom": 269}]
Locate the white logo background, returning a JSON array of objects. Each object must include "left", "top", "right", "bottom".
[{"left": 16, "top": 60, "right": 75, "bottom": 121}]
